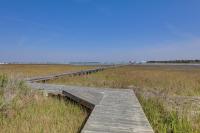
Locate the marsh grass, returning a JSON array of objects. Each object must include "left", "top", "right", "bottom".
[
  {"left": 138, "top": 96, "right": 198, "bottom": 133},
  {"left": 47, "top": 65, "right": 200, "bottom": 132},
  {"left": 0, "top": 64, "right": 94, "bottom": 78},
  {"left": 48, "top": 65, "right": 200, "bottom": 96},
  {"left": 0, "top": 75, "right": 88, "bottom": 133}
]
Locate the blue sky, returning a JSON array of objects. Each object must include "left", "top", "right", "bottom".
[{"left": 0, "top": 0, "right": 200, "bottom": 62}]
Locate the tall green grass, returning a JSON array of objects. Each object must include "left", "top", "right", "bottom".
[
  {"left": 0, "top": 74, "right": 88, "bottom": 133},
  {"left": 138, "top": 96, "right": 196, "bottom": 133}
]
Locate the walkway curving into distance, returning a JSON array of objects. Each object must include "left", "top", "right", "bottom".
[
  {"left": 26, "top": 66, "right": 154, "bottom": 133},
  {"left": 26, "top": 67, "right": 105, "bottom": 83},
  {"left": 26, "top": 65, "right": 124, "bottom": 83},
  {"left": 28, "top": 83, "right": 154, "bottom": 133}
]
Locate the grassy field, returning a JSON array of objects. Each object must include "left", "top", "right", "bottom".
[
  {"left": 0, "top": 64, "right": 94, "bottom": 78},
  {"left": 0, "top": 64, "right": 92, "bottom": 133},
  {"left": 2, "top": 64, "right": 200, "bottom": 132},
  {"left": 48, "top": 65, "right": 200, "bottom": 96},
  {"left": 47, "top": 65, "right": 200, "bottom": 133}
]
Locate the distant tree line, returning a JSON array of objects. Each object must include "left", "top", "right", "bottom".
[{"left": 147, "top": 60, "right": 200, "bottom": 64}]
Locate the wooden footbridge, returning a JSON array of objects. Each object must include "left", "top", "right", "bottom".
[
  {"left": 26, "top": 67, "right": 104, "bottom": 83},
  {"left": 26, "top": 65, "right": 154, "bottom": 133},
  {"left": 26, "top": 65, "right": 121, "bottom": 83}
]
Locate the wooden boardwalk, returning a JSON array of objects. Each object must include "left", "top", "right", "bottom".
[
  {"left": 28, "top": 83, "right": 154, "bottom": 133},
  {"left": 26, "top": 66, "right": 154, "bottom": 133},
  {"left": 26, "top": 67, "right": 105, "bottom": 83},
  {"left": 26, "top": 65, "right": 126, "bottom": 83}
]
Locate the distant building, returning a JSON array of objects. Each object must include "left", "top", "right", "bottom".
[
  {"left": 0, "top": 62, "right": 7, "bottom": 64},
  {"left": 133, "top": 60, "right": 147, "bottom": 64},
  {"left": 140, "top": 60, "right": 147, "bottom": 64}
]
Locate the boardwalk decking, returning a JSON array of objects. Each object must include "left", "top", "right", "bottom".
[
  {"left": 26, "top": 65, "right": 154, "bottom": 133},
  {"left": 26, "top": 67, "right": 105, "bottom": 83},
  {"left": 26, "top": 65, "right": 125, "bottom": 83},
  {"left": 28, "top": 83, "right": 154, "bottom": 133}
]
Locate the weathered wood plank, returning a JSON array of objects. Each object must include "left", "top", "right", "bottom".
[
  {"left": 25, "top": 65, "right": 126, "bottom": 83},
  {"left": 28, "top": 83, "right": 154, "bottom": 133},
  {"left": 26, "top": 67, "right": 106, "bottom": 82}
]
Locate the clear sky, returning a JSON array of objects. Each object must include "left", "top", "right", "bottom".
[{"left": 0, "top": 0, "right": 200, "bottom": 63}]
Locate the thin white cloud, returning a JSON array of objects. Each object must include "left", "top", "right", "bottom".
[
  {"left": 129, "top": 38, "right": 200, "bottom": 61},
  {"left": 166, "top": 23, "right": 197, "bottom": 39}
]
